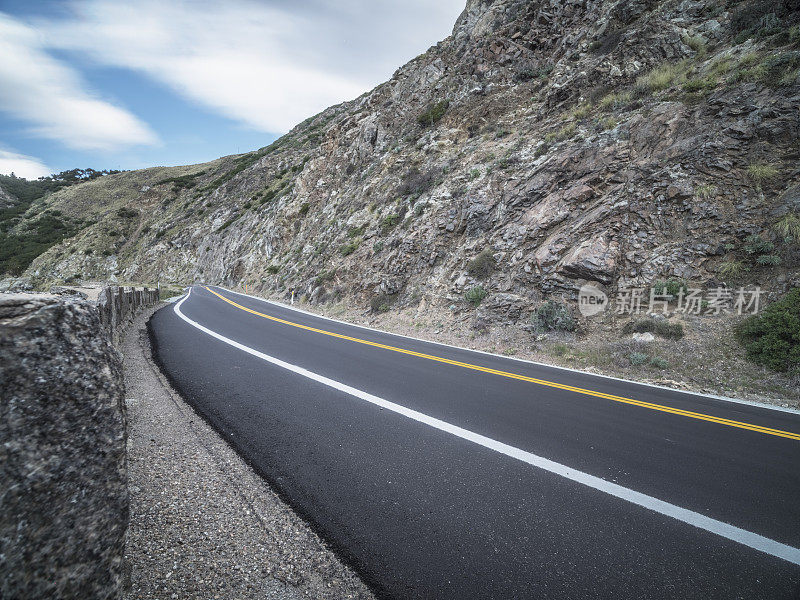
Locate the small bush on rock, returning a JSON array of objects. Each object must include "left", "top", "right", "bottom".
[
  {"left": 465, "top": 285, "right": 488, "bottom": 307},
  {"left": 531, "top": 300, "right": 576, "bottom": 333},
  {"left": 734, "top": 288, "right": 800, "bottom": 373},
  {"left": 467, "top": 248, "right": 496, "bottom": 278},
  {"left": 719, "top": 260, "right": 749, "bottom": 279},
  {"left": 650, "top": 356, "right": 669, "bottom": 369},
  {"left": 340, "top": 239, "right": 361, "bottom": 256},
  {"left": 650, "top": 278, "right": 687, "bottom": 298},
  {"left": 744, "top": 234, "right": 775, "bottom": 256},
  {"left": 417, "top": 100, "right": 449, "bottom": 127},
  {"left": 636, "top": 61, "right": 687, "bottom": 93},
  {"left": 622, "top": 318, "right": 684, "bottom": 339},
  {"left": 398, "top": 167, "right": 438, "bottom": 197},
  {"left": 370, "top": 293, "right": 393, "bottom": 313},
  {"left": 774, "top": 213, "right": 800, "bottom": 243},
  {"left": 381, "top": 214, "right": 399, "bottom": 231},
  {"left": 747, "top": 162, "right": 779, "bottom": 185}
]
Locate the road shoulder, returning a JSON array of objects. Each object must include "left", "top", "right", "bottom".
[{"left": 122, "top": 304, "right": 374, "bottom": 600}]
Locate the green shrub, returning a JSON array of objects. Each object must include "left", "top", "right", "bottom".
[
  {"left": 316, "top": 270, "right": 335, "bottom": 285},
  {"left": 468, "top": 168, "right": 481, "bottom": 180},
  {"left": 544, "top": 122, "right": 576, "bottom": 143},
  {"left": 466, "top": 248, "right": 496, "bottom": 278},
  {"left": 516, "top": 64, "right": 554, "bottom": 81},
  {"left": 260, "top": 188, "right": 279, "bottom": 205},
  {"left": 682, "top": 76, "right": 716, "bottom": 94},
  {"left": 650, "top": 278, "right": 687, "bottom": 298},
  {"left": 299, "top": 202, "right": 310, "bottom": 216},
  {"left": 217, "top": 217, "right": 237, "bottom": 232},
  {"left": 735, "top": 288, "right": 800, "bottom": 372},
  {"left": 157, "top": 171, "right": 206, "bottom": 191},
  {"left": 0, "top": 212, "right": 79, "bottom": 275},
  {"left": 398, "top": 167, "right": 438, "bottom": 196},
  {"left": 417, "top": 100, "right": 450, "bottom": 127},
  {"left": 380, "top": 214, "right": 399, "bottom": 231},
  {"left": 682, "top": 33, "right": 707, "bottom": 54},
  {"left": 116, "top": 207, "right": 139, "bottom": 219},
  {"left": 266, "top": 264, "right": 280, "bottom": 274},
  {"left": 159, "top": 286, "right": 185, "bottom": 301},
  {"left": 348, "top": 224, "right": 366, "bottom": 238},
  {"left": 370, "top": 293, "right": 393, "bottom": 313},
  {"left": 774, "top": 213, "right": 800, "bottom": 242},
  {"left": 695, "top": 184, "right": 717, "bottom": 199},
  {"left": 623, "top": 318, "right": 684, "bottom": 339},
  {"left": 629, "top": 352, "right": 649, "bottom": 366},
  {"left": 340, "top": 239, "right": 361, "bottom": 256},
  {"left": 744, "top": 234, "right": 774, "bottom": 256},
  {"left": 747, "top": 162, "right": 779, "bottom": 184},
  {"left": 598, "top": 91, "right": 631, "bottom": 111},
  {"left": 719, "top": 260, "right": 749, "bottom": 279},
  {"left": 531, "top": 300, "right": 576, "bottom": 333},
  {"left": 373, "top": 240, "right": 384, "bottom": 252},
  {"left": 571, "top": 103, "right": 592, "bottom": 120},
  {"left": 599, "top": 116, "right": 617, "bottom": 130},
  {"left": 636, "top": 61, "right": 687, "bottom": 92},
  {"left": 465, "top": 285, "right": 488, "bottom": 306},
  {"left": 762, "top": 52, "right": 800, "bottom": 86},
  {"left": 757, "top": 254, "right": 782, "bottom": 266},
  {"left": 650, "top": 356, "right": 670, "bottom": 369}
]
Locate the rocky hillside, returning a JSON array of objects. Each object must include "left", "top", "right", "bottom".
[{"left": 14, "top": 0, "right": 800, "bottom": 316}]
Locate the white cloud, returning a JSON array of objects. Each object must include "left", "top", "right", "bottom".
[
  {"left": 0, "top": 149, "right": 52, "bottom": 179},
  {"left": 0, "top": 13, "right": 158, "bottom": 151},
  {"left": 33, "top": 0, "right": 465, "bottom": 133}
]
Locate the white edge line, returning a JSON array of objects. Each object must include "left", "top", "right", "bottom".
[
  {"left": 214, "top": 286, "right": 800, "bottom": 416},
  {"left": 174, "top": 289, "right": 800, "bottom": 567}
]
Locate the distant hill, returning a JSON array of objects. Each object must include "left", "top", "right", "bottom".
[{"left": 0, "top": 170, "right": 122, "bottom": 275}]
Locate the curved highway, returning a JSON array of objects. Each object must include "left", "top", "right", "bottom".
[{"left": 148, "top": 285, "right": 800, "bottom": 599}]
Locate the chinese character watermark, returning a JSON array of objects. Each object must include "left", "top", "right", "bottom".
[{"left": 579, "top": 285, "right": 764, "bottom": 316}]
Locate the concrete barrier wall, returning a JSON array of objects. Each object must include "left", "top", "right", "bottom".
[
  {"left": 0, "top": 286, "right": 160, "bottom": 599},
  {"left": 97, "top": 286, "right": 159, "bottom": 346}
]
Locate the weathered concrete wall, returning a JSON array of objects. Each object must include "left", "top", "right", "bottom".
[
  {"left": 0, "top": 287, "right": 159, "bottom": 599},
  {"left": 97, "top": 286, "right": 160, "bottom": 345}
]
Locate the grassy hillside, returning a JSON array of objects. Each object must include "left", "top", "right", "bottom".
[{"left": 0, "top": 161, "right": 230, "bottom": 277}]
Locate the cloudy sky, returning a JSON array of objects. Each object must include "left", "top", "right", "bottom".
[{"left": 0, "top": 0, "right": 464, "bottom": 179}]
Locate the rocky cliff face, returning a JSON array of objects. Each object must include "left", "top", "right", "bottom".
[{"left": 19, "top": 0, "right": 800, "bottom": 315}]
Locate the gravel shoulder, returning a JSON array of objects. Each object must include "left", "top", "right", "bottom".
[{"left": 122, "top": 304, "right": 374, "bottom": 600}]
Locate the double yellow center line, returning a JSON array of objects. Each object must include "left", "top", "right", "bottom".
[{"left": 204, "top": 286, "right": 800, "bottom": 442}]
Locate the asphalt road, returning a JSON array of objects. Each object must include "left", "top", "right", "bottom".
[{"left": 149, "top": 285, "right": 800, "bottom": 599}]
